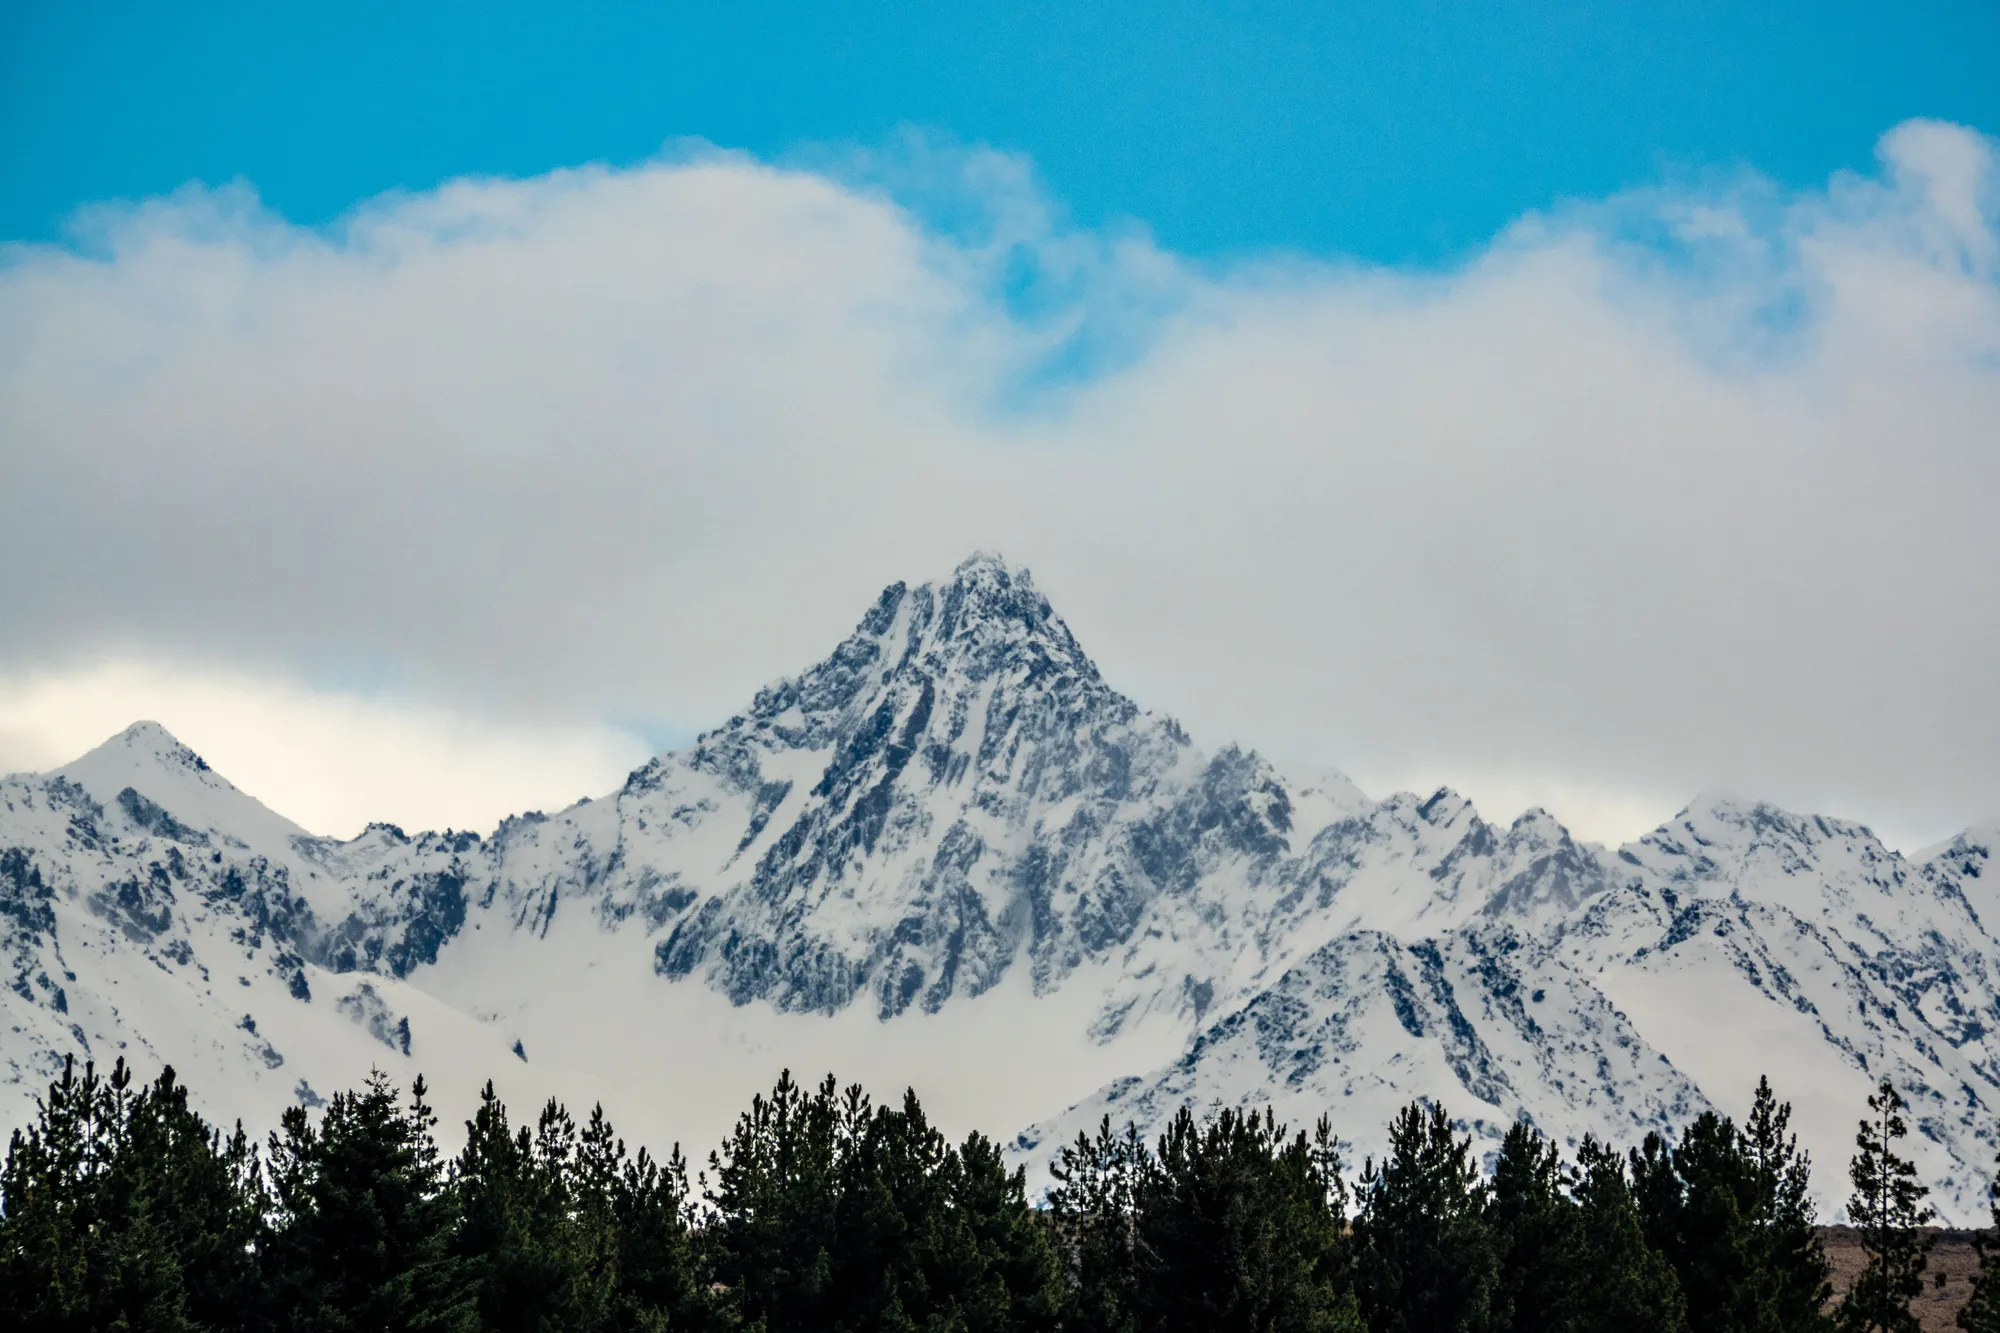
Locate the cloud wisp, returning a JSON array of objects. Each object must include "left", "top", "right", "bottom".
[
  {"left": 1, "top": 124, "right": 1995, "bottom": 848},
  {"left": 0, "top": 662, "right": 651, "bottom": 840}
]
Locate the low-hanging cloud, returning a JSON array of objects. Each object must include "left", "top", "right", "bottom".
[{"left": 1, "top": 123, "right": 1995, "bottom": 849}]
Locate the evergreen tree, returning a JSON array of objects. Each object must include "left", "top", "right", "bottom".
[
  {"left": 108, "top": 1064, "right": 266, "bottom": 1327},
  {"left": 1567, "top": 1136, "right": 1686, "bottom": 1333},
  {"left": 1628, "top": 1125, "right": 1683, "bottom": 1263},
  {"left": 824, "top": 1086, "right": 1062, "bottom": 1331},
  {"left": 1485, "top": 1123, "right": 1685, "bottom": 1333},
  {"left": 0, "top": 1057, "right": 263, "bottom": 1332},
  {"left": 1741, "top": 1077, "right": 1834, "bottom": 1332},
  {"left": 708, "top": 1071, "right": 1060, "bottom": 1333},
  {"left": 1348, "top": 1101, "right": 1499, "bottom": 1333},
  {"left": 704, "top": 1070, "right": 844, "bottom": 1331},
  {"left": 1958, "top": 1141, "right": 2000, "bottom": 1333},
  {"left": 261, "top": 1070, "right": 473, "bottom": 1332},
  {"left": 1487, "top": 1122, "right": 1582, "bottom": 1333},
  {"left": 824, "top": 1082, "right": 954, "bottom": 1330},
  {"left": 452, "top": 1084, "right": 619, "bottom": 1331},
  {"left": 946, "top": 1129, "right": 1066, "bottom": 1333},
  {"left": 1630, "top": 1079, "right": 1831, "bottom": 1333},
  {"left": 570, "top": 1104, "right": 725, "bottom": 1331},
  {"left": 1045, "top": 1116, "right": 1147, "bottom": 1333},
  {"left": 1838, "top": 1080, "right": 1933, "bottom": 1333},
  {"left": 1637, "top": 1110, "right": 1758, "bottom": 1332},
  {"left": 1127, "top": 1107, "right": 1358, "bottom": 1333}
]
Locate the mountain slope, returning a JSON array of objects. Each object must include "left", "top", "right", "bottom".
[{"left": 0, "top": 722, "right": 545, "bottom": 1137}]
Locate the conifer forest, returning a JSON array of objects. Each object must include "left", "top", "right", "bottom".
[{"left": 2, "top": 1058, "right": 1996, "bottom": 1332}]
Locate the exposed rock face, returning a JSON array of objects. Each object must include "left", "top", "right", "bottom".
[
  {"left": 651, "top": 555, "right": 1201, "bottom": 1018},
  {"left": 1019, "top": 922, "right": 1710, "bottom": 1169},
  {"left": 3, "top": 554, "right": 1997, "bottom": 1218}
]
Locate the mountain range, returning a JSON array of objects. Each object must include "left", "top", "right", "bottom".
[{"left": 4, "top": 553, "right": 1996, "bottom": 1219}]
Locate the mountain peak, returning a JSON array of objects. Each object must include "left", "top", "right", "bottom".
[
  {"left": 1673, "top": 790, "right": 1884, "bottom": 849},
  {"left": 1507, "top": 806, "right": 1567, "bottom": 841},
  {"left": 1922, "top": 817, "right": 2000, "bottom": 864},
  {"left": 797, "top": 553, "right": 1096, "bottom": 696},
  {"left": 86, "top": 720, "right": 213, "bottom": 775},
  {"left": 720, "top": 552, "right": 1114, "bottom": 763},
  {"left": 920, "top": 554, "right": 1103, "bottom": 693},
  {"left": 951, "top": 549, "right": 1024, "bottom": 585},
  {"left": 50, "top": 719, "right": 309, "bottom": 843},
  {"left": 932, "top": 552, "right": 1051, "bottom": 631},
  {"left": 943, "top": 551, "right": 1042, "bottom": 616}
]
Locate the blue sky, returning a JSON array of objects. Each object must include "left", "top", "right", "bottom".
[
  {"left": 2, "top": 4, "right": 1997, "bottom": 849},
  {"left": 4, "top": 1, "right": 1996, "bottom": 262}
]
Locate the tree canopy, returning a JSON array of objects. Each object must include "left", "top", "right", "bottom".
[{"left": 0, "top": 1059, "right": 1981, "bottom": 1333}]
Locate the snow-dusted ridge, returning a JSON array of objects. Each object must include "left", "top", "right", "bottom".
[{"left": 4, "top": 553, "right": 1997, "bottom": 1219}]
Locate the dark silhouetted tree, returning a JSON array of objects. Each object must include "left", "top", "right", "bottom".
[
  {"left": 0, "top": 1057, "right": 262, "bottom": 1332},
  {"left": 1741, "top": 1077, "right": 1833, "bottom": 1332},
  {"left": 571, "top": 1103, "right": 726, "bottom": 1331},
  {"left": 1487, "top": 1121, "right": 1580, "bottom": 1333},
  {"left": 452, "top": 1084, "right": 618, "bottom": 1331},
  {"left": 939, "top": 1128, "right": 1066, "bottom": 1332},
  {"left": 1631, "top": 1078, "right": 1831, "bottom": 1333},
  {"left": 828, "top": 1087, "right": 1061, "bottom": 1331},
  {"left": 1128, "top": 1106, "right": 1358, "bottom": 1333},
  {"left": 1348, "top": 1101, "right": 1498, "bottom": 1333},
  {"left": 1959, "top": 1141, "right": 2000, "bottom": 1333},
  {"left": 1046, "top": 1116, "right": 1147, "bottom": 1333},
  {"left": 1568, "top": 1135, "right": 1686, "bottom": 1333},
  {"left": 1486, "top": 1122, "right": 1685, "bottom": 1333},
  {"left": 1839, "top": 1080, "right": 1933, "bottom": 1333},
  {"left": 707, "top": 1071, "right": 1060, "bottom": 1332},
  {"left": 704, "top": 1071, "right": 844, "bottom": 1331},
  {"left": 260, "top": 1070, "right": 473, "bottom": 1332}
]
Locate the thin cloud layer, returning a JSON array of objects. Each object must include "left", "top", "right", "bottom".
[
  {"left": 0, "top": 663, "right": 650, "bottom": 839},
  {"left": 1, "top": 125, "right": 1994, "bottom": 849}
]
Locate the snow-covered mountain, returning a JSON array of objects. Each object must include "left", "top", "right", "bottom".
[{"left": 4, "top": 554, "right": 1996, "bottom": 1218}]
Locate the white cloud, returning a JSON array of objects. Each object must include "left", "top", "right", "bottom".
[
  {"left": 1, "top": 123, "right": 1995, "bottom": 851},
  {"left": 0, "top": 663, "right": 649, "bottom": 839}
]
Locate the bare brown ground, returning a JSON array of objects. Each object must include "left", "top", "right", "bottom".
[{"left": 1821, "top": 1227, "right": 1988, "bottom": 1333}]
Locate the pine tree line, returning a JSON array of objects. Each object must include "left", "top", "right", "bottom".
[{"left": 1, "top": 1056, "right": 1995, "bottom": 1332}]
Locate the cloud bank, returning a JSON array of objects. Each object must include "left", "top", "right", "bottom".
[{"left": 1, "top": 123, "right": 1995, "bottom": 847}]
